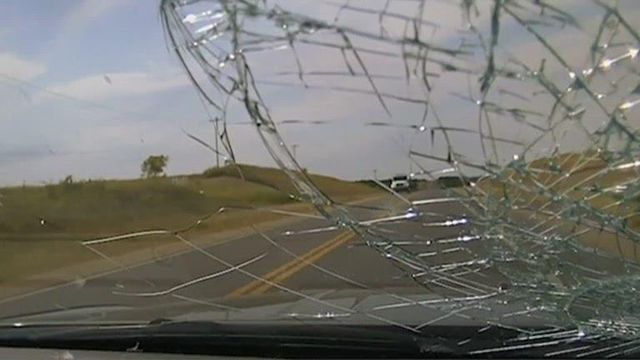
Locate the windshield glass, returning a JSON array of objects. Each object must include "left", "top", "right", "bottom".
[{"left": 1, "top": 0, "right": 640, "bottom": 357}]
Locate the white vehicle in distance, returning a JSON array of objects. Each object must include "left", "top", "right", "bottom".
[{"left": 390, "top": 174, "right": 411, "bottom": 192}]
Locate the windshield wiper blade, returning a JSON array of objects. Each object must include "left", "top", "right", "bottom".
[
  {"left": 0, "top": 321, "right": 448, "bottom": 358},
  {"left": 0, "top": 322, "right": 636, "bottom": 358}
]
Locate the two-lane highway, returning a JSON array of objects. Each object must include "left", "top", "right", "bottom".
[{"left": 0, "top": 189, "right": 470, "bottom": 321}]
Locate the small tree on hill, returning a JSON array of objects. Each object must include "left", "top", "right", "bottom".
[
  {"left": 61, "top": 175, "right": 74, "bottom": 185},
  {"left": 141, "top": 155, "right": 169, "bottom": 178}
]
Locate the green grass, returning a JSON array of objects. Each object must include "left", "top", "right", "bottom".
[
  {"left": 0, "top": 164, "right": 380, "bottom": 287},
  {"left": 0, "top": 164, "right": 379, "bottom": 235},
  {"left": 0, "top": 175, "right": 290, "bottom": 235}
]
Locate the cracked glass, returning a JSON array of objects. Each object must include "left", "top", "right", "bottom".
[{"left": 1, "top": 0, "right": 640, "bottom": 358}]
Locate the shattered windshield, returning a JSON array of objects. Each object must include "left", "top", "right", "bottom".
[{"left": 1, "top": 0, "right": 640, "bottom": 357}]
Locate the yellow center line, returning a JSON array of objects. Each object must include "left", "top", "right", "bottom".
[{"left": 226, "top": 231, "right": 355, "bottom": 298}]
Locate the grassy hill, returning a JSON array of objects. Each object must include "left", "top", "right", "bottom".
[
  {"left": 0, "top": 164, "right": 380, "bottom": 285},
  {"left": 476, "top": 151, "right": 640, "bottom": 260},
  {"left": 202, "top": 164, "right": 379, "bottom": 200},
  {"left": 0, "top": 163, "right": 379, "bottom": 235},
  {"left": 478, "top": 151, "right": 638, "bottom": 224}
]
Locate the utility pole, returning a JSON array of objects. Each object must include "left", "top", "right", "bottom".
[
  {"left": 209, "top": 118, "right": 220, "bottom": 167},
  {"left": 292, "top": 144, "right": 299, "bottom": 161}
]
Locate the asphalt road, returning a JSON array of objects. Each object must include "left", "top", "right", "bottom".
[{"left": 0, "top": 189, "right": 480, "bottom": 321}]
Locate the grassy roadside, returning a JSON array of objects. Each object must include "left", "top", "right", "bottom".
[
  {"left": 475, "top": 151, "right": 640, "bottom": 261},
  {"left": 0, "top": 164, "right": 381, "bottom": 288}
]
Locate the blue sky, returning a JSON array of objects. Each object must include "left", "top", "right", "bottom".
[
  {"left": 0, "top": 0, "right": 225, "bottom": 185},
  {"left": 0, "top": 0, "right": 430, "bottom": 185},
  {"left": 0, "top": 0, "right": 637, "bottom": 186},
  {"left": 0, "top": 1, "right": 170, "bottom": 82}
]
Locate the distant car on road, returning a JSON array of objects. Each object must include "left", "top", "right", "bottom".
[{"left": 390, "top": 174, "right": 411, "bottom": 192}]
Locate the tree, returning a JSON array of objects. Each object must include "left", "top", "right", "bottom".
[
  {"left": 61, "top": 175, "right": 74, "bottom": 185},
  {"left": 141, "top": 155, "right": 169, "bottom": 178}
]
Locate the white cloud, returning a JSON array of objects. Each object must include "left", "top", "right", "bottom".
[
  {"left": 59, "top": 0, "right": 128, "bottom": 34},
  {"left": 49, "top": 72, "right": 190, "bottom": 100},
  {"left": 43, "top": 0, "right": 129, "bottom": 54},
  {"left": 0, "top": 52, "right": 46, "bottom": 80}
]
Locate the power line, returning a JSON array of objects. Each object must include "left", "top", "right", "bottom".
[{"left": 0, "top": 73, "right": 157, "bottom": 122}]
